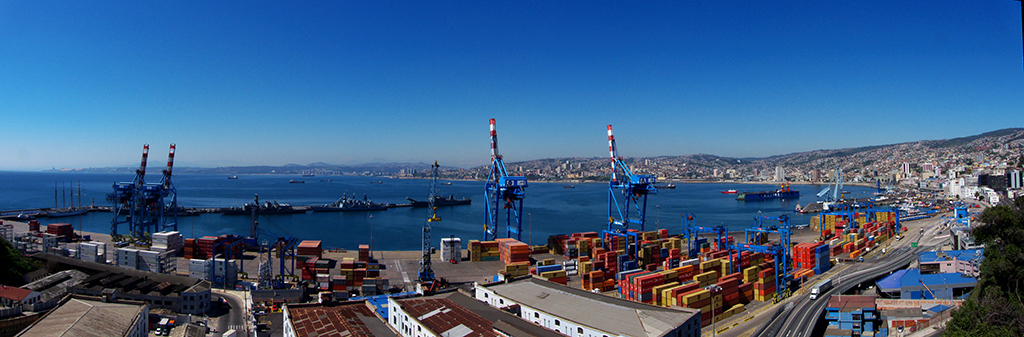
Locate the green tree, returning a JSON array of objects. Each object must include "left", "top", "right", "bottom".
[
  {"left": 946, "top": 197, "right": 1024, "bottom": 336},
  {"left": 0, "top": 238, "right": 43, "bottom": 286}
]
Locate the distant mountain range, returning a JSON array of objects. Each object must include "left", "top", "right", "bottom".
[
  {"left": 63, "top": 161, "right": 444, "bottom": 176},
  {"left": 58, "top": 128, "right": 1024, "bottom": 179}
]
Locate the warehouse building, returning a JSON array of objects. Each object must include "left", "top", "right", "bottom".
[
  {"left": 386, "top": 291, "right": 563, "bottom": 337},
  {"left": 877, "top": 268, "right": 977, "bottom": 300},
  {"left": 475, "top": 276, "right": 702, "bottom": 337},
  {"left": 30, "top": 253, "right": 211, "bottom": 314},
  {"left": 284, "top": 301, "right": 398, "bottom": 337},
  {"left": 15, "top": 297, "right": 149, "bottom": 337}
]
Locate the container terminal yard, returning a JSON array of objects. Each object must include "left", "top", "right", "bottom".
[{"left": 0, "top": 125, "right": 990, "bottom": 337}]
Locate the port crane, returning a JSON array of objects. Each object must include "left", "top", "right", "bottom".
[
  {"left": 420, "top": 161, "right": 442, "bottom": 281},
  {"left": 722, "top": 214, "right": 794, "bottom": 301},
  {"left": 484, "top": 119, "right": 528, "bottom": 241},
  {"left": 602, "top": 125, "right": 657, "bottom": 260},
  {"left": 681, "top": 213, "right": 728, "bottom": 259},
  {"left": 816, "top": 167, "right": 844, "bottom": 204},
  {"left": 108, "top": 144, "right": 179, "bottom": 241}
]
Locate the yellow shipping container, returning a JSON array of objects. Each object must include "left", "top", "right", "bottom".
[
  {"left": 540, "top": 270, "right": 567, "bottom": 279},
  {"left": 652, "top": 282, "right": 680, "bottom": 306},
  {"left": 681, "top": 289, "right": 710, "bottom": 304}
]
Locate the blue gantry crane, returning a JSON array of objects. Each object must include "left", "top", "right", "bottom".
[
  {"left": 420, "top": 161, "right": 442, "bottom": 282},
  {"left": 816, "top": 167, "right": 844, "bottom": 203},
  {"left": 681, "top": 213, "right": 728, "bottom": 259},
  {"left": 108, "top": 144, "right": 179, "bottom": 241},
  {"left": 263, "top": 233, "right": 298, "bottom": 289},
  {"left": 602, "top": 125, "right": 658, "bottom": 260},
  {"left": 484, "top": 119, "right": 528, "bottom": 241},
  {"left": 723, "top": 214, "right": 793, "bottom": 298}
]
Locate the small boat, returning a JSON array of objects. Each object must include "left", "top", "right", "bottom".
[
  {"left": 441, "top": 182, "right": 453, "bottom": 185},
  {"left": 654, "top": 184, "right": 675, "bottom": 189},
  {"left": 289, "top": 180, "right": 305, "bottom": 184},
  {"left": 228, "top": 175, "right": 238, "bottom": 179},
  {"left": 722, "top": 190, "right": 737, "bottom": 194},
  {"left": 320, "top": 179, "right": 333, "bottom": 182},
  {"left": 370, "top": 181, "right": 384, "bottom": 184},
  {"left": 563, "top": 184, "right": 575, "bottom": 188}
]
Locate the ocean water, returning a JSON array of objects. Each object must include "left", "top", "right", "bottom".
[{"left": 0, "top": 171, "right": 878, "bottom": 250}]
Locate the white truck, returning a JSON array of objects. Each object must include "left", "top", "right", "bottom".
[{"left": 809, "top": 278, "right": 833, "bottom": 300}]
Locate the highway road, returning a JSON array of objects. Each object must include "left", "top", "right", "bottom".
[{"left": 754, "top": 214, "right": 953, "bottom": 337}]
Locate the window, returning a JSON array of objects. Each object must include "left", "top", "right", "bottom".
[
  {"left": 578, "top": 327, "right": 583, "bottom": 334},
  {"left": 555, "top": 320, "right": 561, "bottom": 326},
  {"left": 499, "top": 299, "right": 504, "bottom": 305},
  {"left": 484, "top": 293, "right": 489, "bottom": 298},
  {"left": 534, "top": 312, "right": 539, "bottom": 318}
]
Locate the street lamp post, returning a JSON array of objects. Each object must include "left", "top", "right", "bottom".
[
  {"left": 708, "top": 284, "right": 723, "bottom": 336},
  {"left": 656, "top": 205, "right": 660, "bottom": 229},
  {"left": 374, "top": 214, "right": 378, "bottom": 258}
]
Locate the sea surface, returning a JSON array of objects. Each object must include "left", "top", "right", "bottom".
[{"left": 0, "top": 171, "right": 878, "bottom": 250}]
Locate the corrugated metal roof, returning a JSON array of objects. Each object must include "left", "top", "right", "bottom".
[
  {"left": 825, "top": 295, "right": 877, "bottom": 311},
  {"left": 898, "top": 268, "right": 977, "bottom": 288},
  {"left": 16, "top": 298, "right": 146, "bottom": 337},
  {"left": 396, "top": 297, "right": 498, "bottom": 337},
  {"left": 441, "top": 292, "right": 563, "bottom": 337},
  {"left": 485, "top": 277, "right": 698, "bottom": 337},
  {"left": 877, "top": 269, "right": 909, "bottom": 292},
  {"left": 287, "top": 302, "right": 398, "bottom": 337},
  {"left": 918, "top": 249, "right": 985, "bottom": 263}
]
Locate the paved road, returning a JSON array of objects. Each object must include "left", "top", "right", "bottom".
[
  {"left": 755, "top": 215, "right": 953, "bottom": 337},
  {"left": 215, "top": 292, "right": 248, "bottom": 337}
]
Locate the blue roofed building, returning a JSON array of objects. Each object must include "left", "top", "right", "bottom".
[
  {"left": 917, "top": 249, "right": 983, "bottom": 277},
  {"left": 876, "top": 268, "right": 977, "bottom": 300},
  {"left": 824, "top": 295, "right": 880, "bottom": 337}
]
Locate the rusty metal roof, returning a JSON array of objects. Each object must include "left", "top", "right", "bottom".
[
  {"left": 395, "top": 297, "right": 498, "bottom": 337},
  {"left": 287, "top": 302, "right": 398, "bottom": 337}
]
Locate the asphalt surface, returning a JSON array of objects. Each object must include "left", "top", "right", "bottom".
[
  {"left": 754, "top": 215, "right": 954, "bottom": 337},
  {"left": 215, "top": 293, "right": 248, "bottom": 337}
]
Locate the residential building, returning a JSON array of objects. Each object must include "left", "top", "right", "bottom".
[
  {"left": 918, "top": 250, "right": 983, "bottom": 277},
  {"left": 0, "top": 285, "right": 41, "bottom": 310},
  {"left": 824, "top": 295, "right": 880, "bottom": 337}
]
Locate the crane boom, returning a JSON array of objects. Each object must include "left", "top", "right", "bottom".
[
  {"left": 603, "top": 125, "right": 657, "bottom": 260},
  {"left": 420, "top": 161, "right": 440, "bottom": 281},
  {"left": 484, "top": 119, "right": 528, "bottom": 241}
]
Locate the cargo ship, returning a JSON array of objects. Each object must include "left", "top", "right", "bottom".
[
  {"left": 407, "top": 195, "right": 471, "bottom": 207},
  {"left": 736, "top": 184, "right": 800, "bottom": 201}
]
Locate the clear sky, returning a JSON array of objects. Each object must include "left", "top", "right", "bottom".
[{"left": 1, "top": 1, "right": 1021, "bottom": 171}]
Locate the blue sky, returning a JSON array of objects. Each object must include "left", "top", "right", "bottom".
[{"left": 1, "top": 1, "right": 1021, "bottom": 170}]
